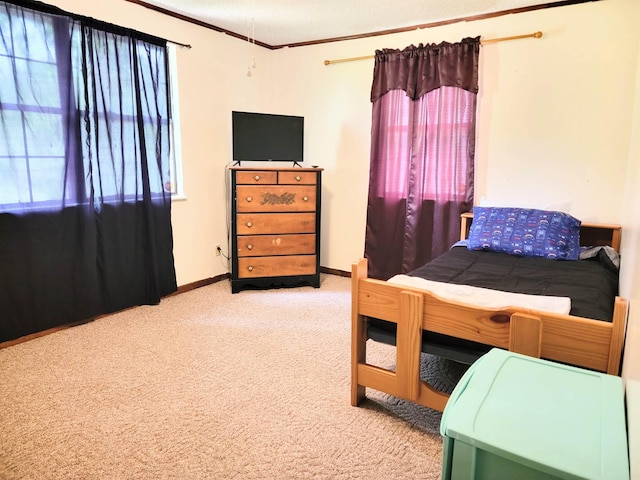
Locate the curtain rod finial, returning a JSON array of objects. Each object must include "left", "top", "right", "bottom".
[{"left": 534, "top": 31, "right": 543, "bottom": 39}]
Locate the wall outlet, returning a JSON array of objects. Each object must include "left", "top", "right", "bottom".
[{"left": 215, "top": 244, "right": 221, "bottom": 256}]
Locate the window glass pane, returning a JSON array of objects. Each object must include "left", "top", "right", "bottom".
[
  {"left": 0, "top": 56, "right": 18, "bottom": 102},
  {"left": 29, "top": 157, "right": 66, "bottom": 202},
  {"left": 24, "top": 111, "right": 64, "bottom": 156},
  {"left": 121, "top": 122, "right": 142, "bottom": 197},
  {"left": 93, "top": 144, "right": 118, "bottom": 199},
  {"left": 88, "top": 34, "right": 136, "bottom": 117},
  {"left": 15, "top": 59, "right": 60, "bottom": 108},
  {"left": 86, "top": 118, "right": 144, "bottom": 201},
  {"left": 20, "top": 12, "right": 56, "bottom": 62},
  {"left": 0, "top": 8, "right": 56, "bottom": 62},
  {"left": 0, "top": 12, "right": 9, "bottom": 56},
  {"left": 144, "top": 122, "right": 163, "bottom": 194},
  {"left": 0, "top": 157, "right": 29, "bottom": 204},
  {"left": 0, "top": 111, "right": 26, "bottom": 156}
]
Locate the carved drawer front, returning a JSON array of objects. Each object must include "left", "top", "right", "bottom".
[
  {"left": 236, "top": 213, "right": 316, "bottom": 235},
  {"left": 237, "top": 234, "right": 316, "bottom": 257},
  {"left": 235, "top": 171, "right": 277, "bottom": 185},
  {"left": 278, "top": 171, "right": 317, "bottom": 185},
  {"left": 237, "top": 255, "right": 317, "bottom": 278},
  {"left": 236, "top": 186, "right": 316, "bottom": 212}
]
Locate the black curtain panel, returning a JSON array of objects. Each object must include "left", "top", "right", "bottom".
[
  {"left": 0, "top": 0, "right": 177, "bottom": 343},
  {"left": 364, "top": 38, "right": 479, "bottom": 280}
]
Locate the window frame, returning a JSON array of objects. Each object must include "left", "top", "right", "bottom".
[{"left": 166, "top": 43, "right": 185, "bottom": 200}]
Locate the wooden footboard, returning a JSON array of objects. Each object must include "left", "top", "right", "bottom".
[{"left": 351, "top": 258, "right": 629, "bottom": 412}]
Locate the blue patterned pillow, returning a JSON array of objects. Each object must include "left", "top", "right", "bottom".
[{"left": 467, "top": 207, "right": 581, "bottom": 260}]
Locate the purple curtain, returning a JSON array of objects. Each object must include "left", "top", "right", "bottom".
[{"left": 365, "top": 38, "right": 479, "bottom": 279}]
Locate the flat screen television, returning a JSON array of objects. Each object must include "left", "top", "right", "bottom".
[{"left": 232, "top": 111, "right": 304, "bottom": 164}]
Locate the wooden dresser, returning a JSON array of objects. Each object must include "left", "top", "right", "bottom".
[{"left": 230, "top": 166, "right": 322, "bottom": 293}]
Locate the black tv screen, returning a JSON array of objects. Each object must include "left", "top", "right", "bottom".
[{"left": 232, "top": 111, "right": 304, "bottom": 163}]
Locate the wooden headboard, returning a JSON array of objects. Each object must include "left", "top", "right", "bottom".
[{"left": 460, "top": 212, "right": 622, "bottom": 252}]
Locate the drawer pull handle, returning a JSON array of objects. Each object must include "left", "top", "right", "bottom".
[
  {"left": 295, "top": 175, "right": 301, "bottom": 181},
  {"left": 303, "top": 196, "right": 309, "bottom": 202},
  {"left": 247, "top": 266, "right": 254, "bottom": 272},
  {"left": 254, "top": 175, "right": 260, "bottom": 181},
  {"left": 246, "top": 222, "right": 253, "bottom": 228},
  {"left": 246, "top": 196, "right": 253, "bottom": 202},
  {"left": 247, "top": 244, "right": 253, "bottom": 250}
]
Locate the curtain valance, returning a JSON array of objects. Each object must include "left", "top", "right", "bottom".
[{"left": 370, "top": 36, "right": 480, "bottom": 103}]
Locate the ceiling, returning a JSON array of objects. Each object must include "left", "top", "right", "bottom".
[{"left": 131, "top": 0, "right": 572, "bottom": 48}]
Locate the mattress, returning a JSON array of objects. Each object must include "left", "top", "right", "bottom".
[{"left": 367, "top": 245, "right": 620, "bottom": 364}]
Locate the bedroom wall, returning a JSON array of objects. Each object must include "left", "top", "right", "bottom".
[
  {"left": 10, "top": 1, "right": 640, "bottom": 468},
  {"left": 271, "top": 0, "right": 640, "bottom": 384},
  {"left": 46, "top": 0, "right": 280, "bottom": 288},
  {"left": 21, "top": 5, "right": 640, "bottom": 464},
  {"left": 620, "top": 32, "right": 640, "bottom": 383},
  {"left": 42, "top": 0, "right": 640, "bottom": 377},
  {"left": 620, "top": 30, "right": 640, "bottom": 478},
  {"left": 271, "top": 0, "right": 640, "bottom": 272},
  {"left": 47, "top": 0, "right": 639, "bottom": 278}
]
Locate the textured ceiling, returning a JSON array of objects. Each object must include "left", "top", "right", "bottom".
[{"left": 135, "top": 0, "right": 565, "bottom": 48}]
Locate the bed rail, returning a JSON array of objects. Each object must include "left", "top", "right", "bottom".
[{"left": 351, "top": 257, "right": 629, "bottom": 412}]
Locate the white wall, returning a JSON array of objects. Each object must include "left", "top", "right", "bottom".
[
  {"left": 49, "top": 0, "right": 639, "bottom": 275},
  {"left": 45, "top": 0, "right": 640, "bottom": 377},
  {"left": 272, "top": 1, "right": 640, "bottom": 271},
  {"left": 620, "top": 28, "right": 640, "bottom": 383},
  {"left": 11, "top": 3, "right": 640, "bottom": 473},
  {"left": 47, "top": 0, "right": 279, "bottom": 287},
  {"left": 620, "top": 24, "right": 640, "bottom": 477}
]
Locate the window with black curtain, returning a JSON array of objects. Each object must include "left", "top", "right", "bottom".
[{"left": 0, "top": 0, "right": 177, "bottom": 343}]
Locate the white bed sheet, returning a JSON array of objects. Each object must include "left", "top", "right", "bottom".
[{"left": 387, "top": 274, "right": 571, "bottom": 315}]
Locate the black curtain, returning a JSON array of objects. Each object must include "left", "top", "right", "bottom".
[{"left": 0, "top": 0, "right": 177, "bottom": 343}]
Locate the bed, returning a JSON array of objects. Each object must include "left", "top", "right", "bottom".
[{"left": 351, "top": 208, "right": 628, "bottom": 412}]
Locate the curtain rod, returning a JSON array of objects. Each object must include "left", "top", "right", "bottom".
[
  {"left": 323, "top": 31, "right": 542, "bottom": 66},
  {"left": 168, "top": 40, "right": 192, "bottom": 49}
]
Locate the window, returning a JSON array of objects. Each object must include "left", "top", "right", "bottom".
[
  {"left": 374, "top": 87, "right": 474, "bottom": 202},
  {"left": 0, "top": 0, "right": 178, "bottom": 343},
  {"left": 0, "top": 10, "right": 71, "bottom": 209},
  {"left": 0, "top": 4, "right": 182, "bottom": 212},
  {"left": 365, "top": 38, "right": 479, "bottom": 278}
]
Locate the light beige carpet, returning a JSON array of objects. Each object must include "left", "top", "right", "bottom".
[{"left": 0, "top": 274, "right": 467, "bottom": 479}]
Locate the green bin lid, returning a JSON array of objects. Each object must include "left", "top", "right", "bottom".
[{"left": 441, "top": 348, "right": 629, "bottom": 480}]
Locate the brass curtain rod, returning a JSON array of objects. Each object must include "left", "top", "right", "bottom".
[{"left": 323, "top": 31, "right": 542, "bottom": 65}]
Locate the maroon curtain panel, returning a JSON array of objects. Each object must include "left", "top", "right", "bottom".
[{"left": 364, "top": 38, "right": 479, "bottom": 279}]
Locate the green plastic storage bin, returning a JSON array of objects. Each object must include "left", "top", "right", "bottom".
[{"left": 440, "top": 348, "right": 629, "bottom": 480}]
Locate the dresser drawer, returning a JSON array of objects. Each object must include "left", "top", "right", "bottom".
[
  {"left": 279, "top": 171, "right": 317, "bottom": 185},
  {"left": 237, "top": 255, "right": 317, "bottom": 278},
  {"left": 236, "top": 213, "right": 316, "bottom": 235},
  {"left": 237, "top": 234, "right": 316, "bottom": 257},
  {"left": 236, "top": 186, "right": 316, "bottom": 212},
  {"left": 235, "top": 171, "right": 277, "bottom": 185}
]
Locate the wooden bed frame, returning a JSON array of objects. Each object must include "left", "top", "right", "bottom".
[{"left": 351, "top": 213, "right": 629, "bottom": 412}]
